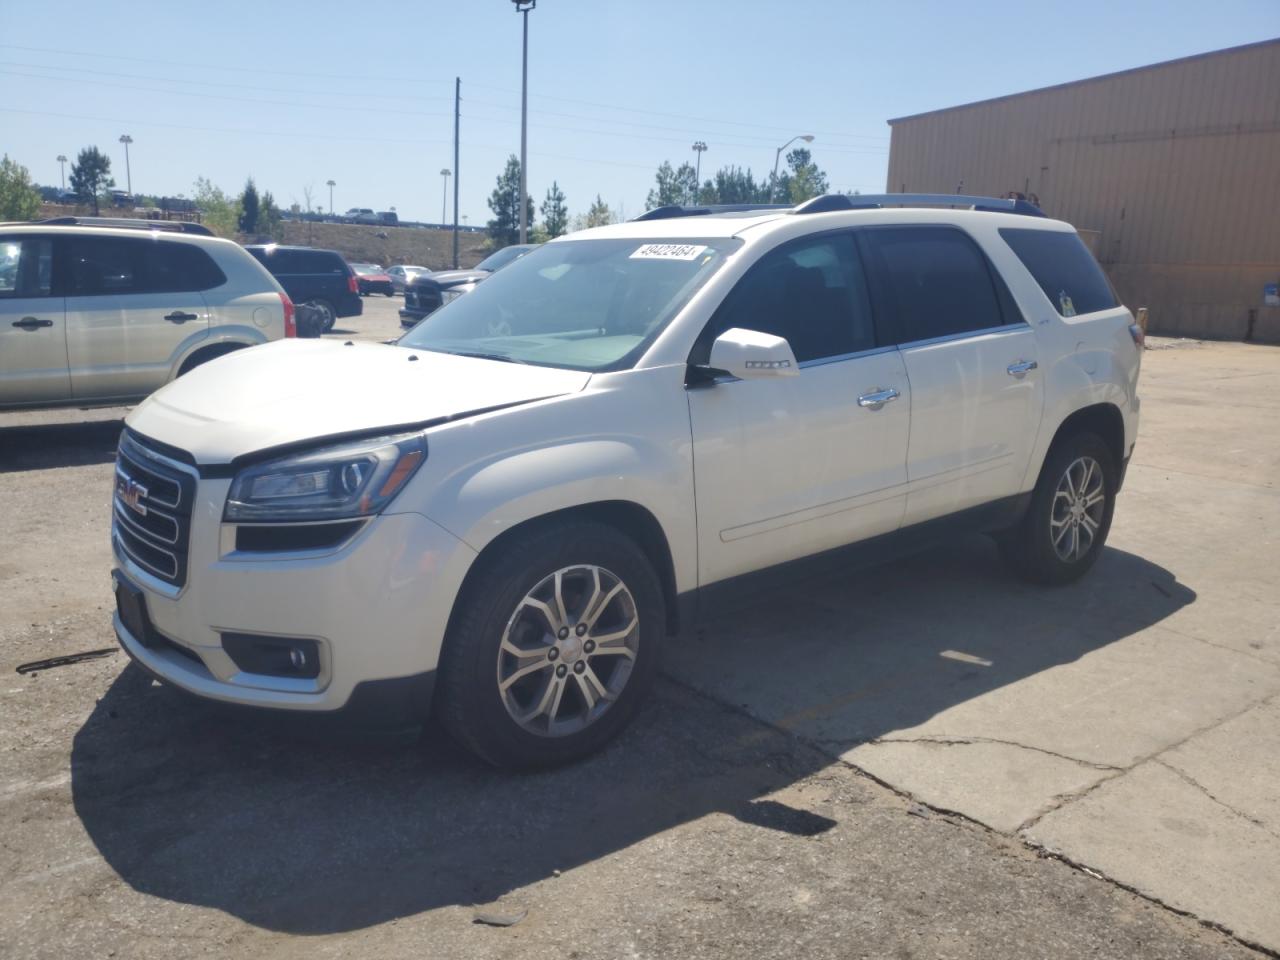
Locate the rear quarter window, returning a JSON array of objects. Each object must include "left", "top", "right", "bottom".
[{"left": 999, "top": 228, "right": 1118, "bottom": 317}]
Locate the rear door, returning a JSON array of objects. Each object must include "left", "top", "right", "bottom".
[
  {"left": 64, "top": 236, "right": 213, "bottom": 401},
  {"left": 0, "top": 235, "right": 68, "bottom": 405},
  {"left": 859, "top": 225, "right": 1043, "bottom": 525}
]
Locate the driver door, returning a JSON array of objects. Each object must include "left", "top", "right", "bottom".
[{"left": 687, "top": 231, "right": 911, "bottom": 586}]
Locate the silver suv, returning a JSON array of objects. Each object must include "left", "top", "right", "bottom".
[{"left": 0, "top": 218, "right": 294, "bottom": 409}]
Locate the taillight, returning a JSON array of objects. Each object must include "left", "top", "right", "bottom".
[
  {"left": 279, "top": 292, "right": 296, "bottom": 338},
  {"left": 347, "top": 273, "right": 358, "bottom": 294},
  {"left": 1128, "top": 322, "right": 1145, "bottom": 348}
]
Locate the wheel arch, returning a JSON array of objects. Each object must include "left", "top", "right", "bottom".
[
  {"left": 447, "top": 500, "right": 683, "bottom": 639},
  {"left": 1047, "top": 402, "right": 1126, "bottom": 475},
  {"left": 174, "top": 339, "right": 253, "bottom": 377}
]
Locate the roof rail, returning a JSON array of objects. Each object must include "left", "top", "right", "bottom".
[
  {"left": 791, "top": 193, "right": 1046, "bottom": 217},
  {"left": 631, "top": 203, "right": 791, "bottom": 222},
  {"left": 30, "top": 216, "right": 215, "bottom": 236}
]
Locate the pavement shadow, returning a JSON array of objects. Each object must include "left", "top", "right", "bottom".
[
  {"left": 70, "top": 535, "right": 1193, "bottom": 934},
  {"left": 0, "top": 419, "right": 122, "bottom": 474}
]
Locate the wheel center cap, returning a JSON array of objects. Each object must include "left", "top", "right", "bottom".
[{"left": 558, "top": 636, "right": 583, "bottom": 664}]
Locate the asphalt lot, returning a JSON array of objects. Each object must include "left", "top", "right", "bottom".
[{"left": 1, "top": 311, "right": 1277, "bottom": 959}]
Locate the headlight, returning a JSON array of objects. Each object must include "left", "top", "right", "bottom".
[
  {"left": 440, "top": 286, "right": 470, "bottom": 305},
  {"left": 224, "top": 433, "right": 426, "bottom": 522}
]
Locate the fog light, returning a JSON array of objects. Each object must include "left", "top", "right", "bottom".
[{"left": 222, "top": 633, "right": 321, "bottom": 679}]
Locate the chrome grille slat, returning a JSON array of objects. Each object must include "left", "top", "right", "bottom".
[{"left": 112, "top": 432, "right": 196, "bottom": 588}]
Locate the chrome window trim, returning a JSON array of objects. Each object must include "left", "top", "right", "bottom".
[
  {"left": 894, "top": 322, "right": 1030, "bottom": 351},
  {"left": 797, "top": 343, "right": 897, "bottom": 369}
]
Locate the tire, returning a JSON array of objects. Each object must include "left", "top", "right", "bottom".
[
  {"left": 998, "top": 431, "right": 1117, "bottom": 585},
  {"left": 305, "top": 299, "right": 336, "bottom": 333},
  {"left": 177, "top": 343, "right": 245, "bottom": 376},
  {"left": 435, "top": 521, "right": 665, "bottom": 769}
]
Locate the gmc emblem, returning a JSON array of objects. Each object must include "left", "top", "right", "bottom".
[{"left": 117, "top": 476, "right": 149, "bottom": 516}]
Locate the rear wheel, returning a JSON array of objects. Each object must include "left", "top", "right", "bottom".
[
  {"left": 435, "top": 521, "right": 664, "bottom": 769},
  {"left": 998, "top": 431, "right": 1116, "bottom": 585}
]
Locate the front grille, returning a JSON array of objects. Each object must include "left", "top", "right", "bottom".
[
  {"left": 113, "top": 434, "right": 196, "bottom": 588},
  {"left": 405, "top": 286, "right": 441, "bottom": 314}
]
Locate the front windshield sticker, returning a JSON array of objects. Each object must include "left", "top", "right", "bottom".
[{"left": 629, "top": 243, "right": 708, "bottom": 261}]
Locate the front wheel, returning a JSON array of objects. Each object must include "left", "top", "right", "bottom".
[
  {"left": 434, "top": 521, "right": 664, "bottom": 769},
  {"left": 998, "top": 431, "right": 1117, "bottom": 585}
]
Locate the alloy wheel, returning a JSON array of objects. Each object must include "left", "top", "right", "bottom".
[
  {"left": 496, "top": 564, "right": 640, "bottom": 737},
  {"left": 1050, "top": 456, "right": 1106, "bottom": 561}
]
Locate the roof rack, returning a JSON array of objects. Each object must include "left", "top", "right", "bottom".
[
  {"left": 791, "top": 193, "right": 1046, "bottom": 217},
  {"left": 30, "top": 216, "right": 215, "bottom": 236},
  {"left": 631, "top": 203, "right": 791, "bottom": 221}
]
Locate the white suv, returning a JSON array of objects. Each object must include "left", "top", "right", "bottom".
[
  {"left": 0, "top": 218, "right": 294, "bottom": 408},
  {"left": 110, "top": 194, "right": 1141, "bottom": 768}
]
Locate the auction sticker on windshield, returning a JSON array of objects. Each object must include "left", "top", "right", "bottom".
[{"left": 630, "top": 243, "right": 708, "bottom": 261}]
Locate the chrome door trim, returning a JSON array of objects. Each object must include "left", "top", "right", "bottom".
[{"left": 895, "top": 322, "right": 1030, "bottom": 351}]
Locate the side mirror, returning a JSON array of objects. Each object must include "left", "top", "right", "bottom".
[{"left": 707, "top": 327, "right": 800, "bottom": 380}]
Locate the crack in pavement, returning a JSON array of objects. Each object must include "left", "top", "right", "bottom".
[
  {"left": 854, "top": 734, "right": 1125, "bottom": 772},
  {"left": 1154, "top": 759, "right": 1280, "bottom": 840}
]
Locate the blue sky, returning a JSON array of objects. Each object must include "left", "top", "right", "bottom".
[{"left": 2, "top": 1, "right": 1276, "bottom": 225}]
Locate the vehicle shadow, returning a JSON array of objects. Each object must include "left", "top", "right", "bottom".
[
  {"left": 0, "top": 419, "right": 122, "bottom": 474},
  {"left": 70, "top": 537, "right": 1194, "bottom": 935}
]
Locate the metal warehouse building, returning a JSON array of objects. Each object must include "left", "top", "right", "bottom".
[{"left": 886, "top": 38, "right": 1280, "bottom": 342}]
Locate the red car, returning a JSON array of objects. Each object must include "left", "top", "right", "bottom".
[{"left": 350, "top": 262, "right": 395, "bottom": 297}]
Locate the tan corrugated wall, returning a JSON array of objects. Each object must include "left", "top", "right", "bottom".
[{"left": 886, "top": 39, "right": 1280, "bottom": 341}]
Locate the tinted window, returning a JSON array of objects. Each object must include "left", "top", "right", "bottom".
[
  {"left": 66, "top": 238, "right": 224, "bottom": 296},
  {"left": 0, "top": 238, "right": 53, "bottom": 298},
  {"left": 697, "top": 232, "right": 875, "bottom": 364},
  {"left": 247, "top": 248, "right": 343, "bottom": 275},
  {"left": 1000, "top": 228, "right": 1118, "bottom": 316},
  {"left": 860, "top": 226, "right": 1005, "bottom": 344}
]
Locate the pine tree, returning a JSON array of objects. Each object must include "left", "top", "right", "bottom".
[
  {"left": 541, "top": 181, "right": 568, "bottom": 238},
  {"left": 68, "top": 146, "right": 114, "bottom": 215},
  {"left": 238, "top": 178, "right": 260, "bottom": 233},
  {"left": 487, "top": 155, "right": 535, "bottom": 249}
]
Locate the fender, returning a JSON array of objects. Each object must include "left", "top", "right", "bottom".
[
  {"left": 166, "top": 325, "right": 269, "bottom": 381},
  {"left": 400, "top": 365, "right": 699, "bottom": 596}
]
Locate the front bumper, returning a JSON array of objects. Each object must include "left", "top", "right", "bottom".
[{"left": 112, "top": 506, "right": 476, "bottom": 718}]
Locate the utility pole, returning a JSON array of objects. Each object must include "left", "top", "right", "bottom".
[
  {"left": 440, "top": 169, "right": 451, "bottom": 226},
  {"left": 692, "top": 141, "right": 707, "bottom": 202},
  {"left": 512, "top": 1, "right": 535, "bottom": 244},
  {"left": 118, "top": 135, "right": 133, "bottom": 196},
  {"left": 326, "top": 179, "right": 335, "bottom": 214},
  {"left": 56, "top": 154, "right": 67, "bottom": 191},
  {"left": 452, "top": 76, "right": 461, "bottom": 269}
]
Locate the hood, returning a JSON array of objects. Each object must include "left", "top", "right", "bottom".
[
  {"left": 127, "top": 339, "right": 590, "bottom": 464},
  {"left": 416, "top": 269, "right": 488, "bottom": 288}
]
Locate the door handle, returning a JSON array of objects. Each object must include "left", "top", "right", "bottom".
[
  {"left": 165, "top": 311, "right": 199, "bottom": 323},
  {"left": 12, "top": 317, "right": 53, "bottom": 330},
  {"left": 857, "top": 387, "right": 900, "bottom": 410},
  {"left": 1007, "top": 360, "right": 1038, "bottom": 377}
]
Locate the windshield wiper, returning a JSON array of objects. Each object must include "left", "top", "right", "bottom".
[{"left": 447, "top": 350, "right": 527, "bottom": 365}]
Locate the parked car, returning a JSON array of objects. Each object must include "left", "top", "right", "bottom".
[
  {"left": 378, "top": 211, "right": 399, "bottom": 225},
  {"left": 400, "top": 244, "right": 535, "bottom": 326},
  {"left": 109, "top": 194, "right": 1140, "bottom": 770},
  {"left": 349, "top": 263, "right": 395, "bottom": 297},
  {"left": 343, "top": 208, "right": 380, "bottom": 225},
  {"left": 243, "top": 244, "right": 361, "bottom": 333},
  {"left": 0, "top": 217, "right": 294, "bottom": 409},
  {"left": 385, "top": 264, "right": 429, "bottom": 294}
]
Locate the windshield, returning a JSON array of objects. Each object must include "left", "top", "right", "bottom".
[
  {"left": 475, "top": 245, "right": 533, "bottom": 272},
  {"left": 351, "top": 263, "right": 381, "bottom": 274},
  {"left": 398, "top": 237, "right": 740, "bottom": 372}
]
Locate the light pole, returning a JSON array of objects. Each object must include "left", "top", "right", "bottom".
[
  {"left": 511, "top": 0, "right": 535, "bottom": 244},
  {"left": 772, "top": 134, "right": 814, "bottom": 202},
  {"left": 118, "top": 135, "right": 133, "bottom": 196},
  {"left": 440, "top": 168, "right": 451, "bottom": 226},
  {"left": 691, "top": 141, "right": 707, "bottom": 202},
  {"left": 326, "top": 179, "right": 336, "bottom": 214},
  {"left": 56, "top": 154, "right": 67, "bottom": 191}
]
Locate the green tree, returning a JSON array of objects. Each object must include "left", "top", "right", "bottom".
[
  {"left": 584, "top": 194, "right": 614, "bottom": 228},
  {"left": 486, "top": 155, "right": 534, "bottom": 249},
  {"left": 703, "top": 165, "right": 768, "bottom": 204},
  {"left": 781, "top": 147, "right": 829, "bottom": 203},
  {"left": 259, "top": 189, "right": 283, "bottom": 240},
  {"left": 0, "top": 155, "right": 41, "bottom": 221},
  {"left": 192, "top": 176, "right": 241, "bottom": 238},
  {"left": 238, "top": 177, "right": 260, "bottom": 233},
  {"left": 541, "top": 181, "right": 568, "bottom": 238},
  {"left": 68, "top": 146, "right": 114, "bottom": 215},
  {"left": 645, "top": 160, "right": 701, "bottom": 210}
]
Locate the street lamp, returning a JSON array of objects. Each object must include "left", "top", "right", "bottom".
[
  {"left": 326, "top": 179, "right": 336, "bottom": 214},
  {"left": 691, "top": 141, "right": 708, "bottom": 202},
  {"left": 772, "top": 134, "right": 814, "bottom": 202},
  {"left": 440, "top": 168, "right": 451, "bottom": 226},
  {"left": 511, "top": 0, "right": 535, "bottom": 244},
  {"left": 56, "top": 154, "right": 67, "bottom": 191},
  {"left": 118, "top": 134, "right": 133, "bottom": 196}
]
